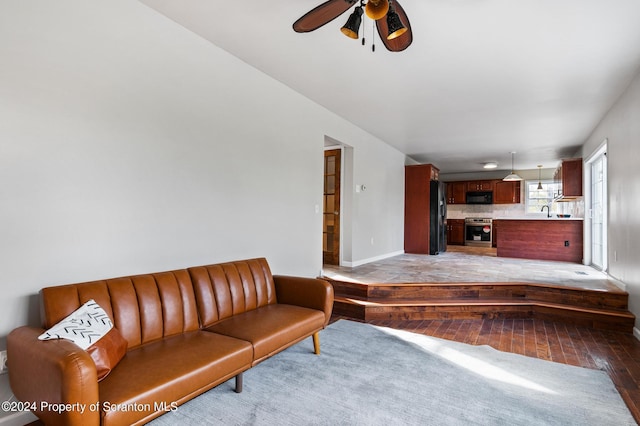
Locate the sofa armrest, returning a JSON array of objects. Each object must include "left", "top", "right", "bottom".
[
  {"left": 273, "top": 275, "right": 334, "bottom": 326},
  {"left": 7, "top": 326, "right": 100, "bottom": 426}
]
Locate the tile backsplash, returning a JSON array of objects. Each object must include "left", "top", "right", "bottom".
[{"left": 447, "top": 200, "right": 584, "bottom": 219}]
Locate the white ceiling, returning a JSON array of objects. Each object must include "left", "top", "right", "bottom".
[{"left": 140, "top": 0, "right": 640, "bottom": 174}]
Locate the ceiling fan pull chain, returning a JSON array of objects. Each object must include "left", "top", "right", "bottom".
[
  {"left": 372, "top": 23, "right": 376, "bottom": 52},
  {"left": 361, "top": 2, "right": 366, "bottom": 46},
  {"left": 361, "top": 0, "right": 366, "bottom": 46}
]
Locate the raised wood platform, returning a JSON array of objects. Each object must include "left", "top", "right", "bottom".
[{"left": 327, "top": 279, "right": 635, "bottom": 332}]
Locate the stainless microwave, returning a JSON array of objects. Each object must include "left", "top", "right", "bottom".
[{"left": 466, "top": 191, "right": 493, "bottom": 205}]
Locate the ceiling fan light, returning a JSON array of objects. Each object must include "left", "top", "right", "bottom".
[
  {"left": 386, "top": 9, "right": 407, "bottom": 40},
  {"left": 365, "top": 0, "right": 389, "bottom": 20},
  {"left": 340, "top": 6, "right": 363, "bottom": 39}
]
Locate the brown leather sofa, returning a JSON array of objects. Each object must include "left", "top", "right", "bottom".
[{"left": 7, "top": 258, "right": 333, "bottom": 425}]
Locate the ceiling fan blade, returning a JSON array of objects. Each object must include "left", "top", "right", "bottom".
[
  {"left": 376, "top": 1, "right": 413, "bottom": 52},
  {"left": 293, "top": 0, "right": 357, "bottom": 33}
]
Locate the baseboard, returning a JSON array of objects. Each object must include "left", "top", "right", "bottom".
[
  {"left": 634, "top": 327, "right": 640, "bottom": 342},
  {"left": 342, "top": 250, "right": 404, "bottom": 268},
  {"left": 606, "top": 273, "right": 627, "bottom": 292},
  {"left": 0, "top": 411, "right": 37, "bottom": 426}
]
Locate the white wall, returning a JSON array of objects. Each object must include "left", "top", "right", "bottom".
[
  {"left": 581, "top": 68, "right": 640, "bottom": 332},
  {"left": 0, "top": 1, "right": 407, "bottom": 345}
]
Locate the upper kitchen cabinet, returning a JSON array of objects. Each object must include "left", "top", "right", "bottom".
[
  {"left": 446, "top": 181, "right": 466, "bottom": 204},
  {"left": 466, "top": 180, "right": 494, "bottom": 191},
  {"left": 493, "top": 180, "right": 521, "bottom": 204},
  {"left": 555, "top": 158, "right": 583, "bottom": 199}
]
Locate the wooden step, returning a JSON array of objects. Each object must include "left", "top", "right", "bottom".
[
  {"left": 327, "top": 279, "right": 630, "bottom": 311},
  {"left": 328, "top": 279, "right": 635, "bottom": 332}
]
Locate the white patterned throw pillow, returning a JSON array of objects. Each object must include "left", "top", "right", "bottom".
[{"left": 38, "top": 299, "right": 113, "bottom": 349}]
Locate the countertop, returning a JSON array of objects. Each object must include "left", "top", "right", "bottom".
[
  {"left": 492, "top": 217, "right": 584, "bottom": 221},
  {"left": 447, "top": 216, "right": 584, "bottom": 221}
]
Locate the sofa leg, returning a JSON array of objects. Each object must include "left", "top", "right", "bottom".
[
  {"left": 312, "top": 332, "right": 320, "bottom": 355},
  {"left": 235, "top": 373, "right": 243, "bottom": 393}
]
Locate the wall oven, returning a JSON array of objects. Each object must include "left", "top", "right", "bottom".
[{"left": 464, "top": 218, "right": 493, "bottom": 247}]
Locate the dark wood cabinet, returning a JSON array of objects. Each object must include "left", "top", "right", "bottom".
[
  {"left": 446, "top": 182, "right": 466, "bottom": 204},
  {"left": 555, "top": 158, "right": 583, "bottom": 198},
  {"left": 405, "top": 164, "right": 439, "bottom": 254},
  {"left": 445, "top": 179, "right": 520, "bottom": 205},
  {"left": 493, "top": 180, "right": 521, "bottom": 204},
  {"left": 496, "top": 219, "right": 583, "bottom": 263},
  {"left": 492, "top": 220, "right": 498, "bottom": 248},
  {"left": 447, "top": 219, "right": 465, "bottom": 245},
  {"left": 466, "top": 180, "right": 494, "bottom": 191}
]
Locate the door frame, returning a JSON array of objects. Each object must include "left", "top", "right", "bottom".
[{"left": 584, "top": 139, "right": 608, "bottom": 271}]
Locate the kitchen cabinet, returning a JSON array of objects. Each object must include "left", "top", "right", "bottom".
[
  {"left": 447, "top": 219, "right": 465, "bottom": 245},
  {"left": 405, "top": 164, "right": 441, "bottom": 254},
  {"left": 555, "top": 158, "right": 583, "bottom": 199},
  {"left": 495, "top": 219, "right": 583, "bottom": 263},
  {"left": 493, "top": 180, "right": 521, "bottom": 204},
  {"left": 492, "top": 220, "right": 498, "bottom": 248},
  {"left": 466, "top": 180, "right": 494, "bottom": 191},
  {"left": 446, "top": 181, "right": 466, "bottom": 204}
]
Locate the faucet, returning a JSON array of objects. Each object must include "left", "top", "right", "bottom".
[{"left": 541, "top": 205, "right": 551, "bottom": 218}]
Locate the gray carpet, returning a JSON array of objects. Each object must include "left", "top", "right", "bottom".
[{"left": 149, "top": 320, "right": 636, "bottom": 425}]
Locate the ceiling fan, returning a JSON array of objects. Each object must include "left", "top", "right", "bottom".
[{"left": 293, "top": 0, "right": 413, "bottom": 52}]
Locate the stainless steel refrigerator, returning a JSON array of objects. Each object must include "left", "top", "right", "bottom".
[{"left": 429, "top": 180, "right": 447, "bottom": 255}]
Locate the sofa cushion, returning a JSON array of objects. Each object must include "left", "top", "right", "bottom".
[
  {"left": 87, "top": 327, "right": 128, "bottom": 381},
  {"left": 204, "top": 304, "right": 326, "bottom": 365},
  {"left": 38, "top": 299, "right": 113, "bottom": 349},
  {"left": 38, "top": 299, "right": 128, "bottom": 381},
  {"left": 98, "top": 331, "right": 252, "bottom": 426}
]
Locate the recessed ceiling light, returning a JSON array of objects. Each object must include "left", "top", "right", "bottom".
[{"left": 483, "top": 162, "right": 498, "bottom": 169}]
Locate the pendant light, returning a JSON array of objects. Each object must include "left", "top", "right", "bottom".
[
  {"left": 503, "top": 152, "right": 523, "bottom": 181},
  {"left": 537, "top": 165, "right": 543, "bottom": 190}
]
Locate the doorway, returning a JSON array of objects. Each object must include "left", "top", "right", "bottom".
[{"left": 323, "top": 149, "right": 341, "bottom": 265}]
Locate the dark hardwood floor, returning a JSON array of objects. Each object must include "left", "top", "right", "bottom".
[{"left": 332, "top": 315, "right": 640, "bottom": 424}]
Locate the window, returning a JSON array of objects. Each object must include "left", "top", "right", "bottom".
[{"left": 524, "top": 180, "right": 562, "bottom": 215}]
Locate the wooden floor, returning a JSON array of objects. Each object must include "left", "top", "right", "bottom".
[
  {"left": 331, "top": 315, "right": 640, "bottom": 425},
  {"left": 326, "top": 248, "right": 639, "bottom": 423}
]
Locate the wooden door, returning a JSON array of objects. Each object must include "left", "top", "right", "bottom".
[
  {"left": 323, "top": 149, "right": 341, "bottom": 265},
  {"left": 561, "top": 158, "right": 583, "bottom": 197},
  {"left": 448, "top": 219, "right": 465, "bottom": 245},
  {"left": 447, "top": 182, "right": 466, "bottom": 204},
  {"left": 494, "top": 181, "right": 521, "bottom": 204}
]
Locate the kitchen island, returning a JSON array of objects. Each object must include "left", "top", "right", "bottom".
[{"left": 494, "top": 219, "right": 583, "bottom": 263}]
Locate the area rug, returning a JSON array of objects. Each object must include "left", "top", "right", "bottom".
[{"left": 149, "top": 320, "right": 635, "bottom": 425}]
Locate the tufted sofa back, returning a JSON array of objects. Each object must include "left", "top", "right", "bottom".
[
  {"left": 188, "top": 258, "right": 277, "bottom": 327},
  {"left": 40, "top": 269, "right": 200, "bottom": 349},
  {"left": 39, "top": 258, "right": 279, "bottom": 349}
]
